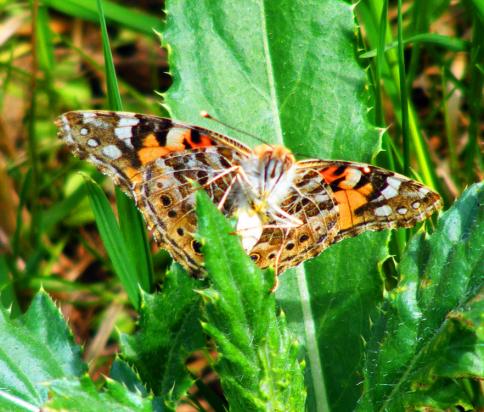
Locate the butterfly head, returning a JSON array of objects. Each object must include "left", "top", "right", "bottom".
[{"left": 253, "top": 144, "right": 295, "bottom": 170}]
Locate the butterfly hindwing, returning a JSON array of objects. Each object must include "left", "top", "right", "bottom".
[
  {"left": 249, "top": 165, "right": 339, "bottom": 273},
  {"left": 135, "top": 147, "right": 243, "bottom": 274}
]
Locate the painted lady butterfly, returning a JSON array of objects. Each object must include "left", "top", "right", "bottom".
[{"left": 56, "top": 111, "right": 442, "bottom": 277}]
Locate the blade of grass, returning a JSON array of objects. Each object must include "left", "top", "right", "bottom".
[
  {"left": 358, "top": 0, "right": 441, "bottom": 193},
  {"left": 97, "top": 0, "right": 122, "bottom": 111},
  {"left": 28, "top": 0, "right": 40, "bottom": 248},
  {"left": 405, "top": 2, "right": 429, "bottom": 89},
  {"left": 27, "top": 276, "right": 118, "bottom": 303},
  {"left": 83, "top": 176, "right": 139, "bottom": 308},
  {"left": 359, "top": 33, "right": 469, "bottom": 59},
  {"left": 43, "top": 0, "right": 163, "bottom": 36},
  {"left": 373, "top": 0, "right": 399, "bottom": 176},
  {"left": 374, "top": 0, "right": 387, "bottom": 129},
  {"left": 42, "top": 169, "right": 99, "bottom": 233},
  {"left": 115, "top": 190, "right": 154, "bottom": 292},
  {"left": 441, "top": 69, "right": 459, "bottom": 181},
  {"left": 469, "top": 0, "right": 484, "bottom": 22},
  {"left": 56, "top": 34, "right": 162, "bottom": 113},
  {"left": 0, "top": 256, "right": 20, "bottom": 315},
  {"left": 11, "top": 169, "right": 31, "bottom": 259},
  {"left": 96, "top": 0, "right": 154, "bottom": 292},
  {"left": 0, "top": 46, "right": 14, "bottom": 111},
  {"left": 36, "top": 5, "right": 54, "bottom": 76},
  {"left": 464, "top": 13, "right": 484, "bottom": 179},
  {"left": 397, "top": 0, "right": 410, "bottom": 177}
]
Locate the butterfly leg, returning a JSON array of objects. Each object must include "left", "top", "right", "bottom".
[
  {"left": 271, "top": 205, "right": 303, "bottom": 227},
  {"left": 204, "top": 165, "right": 240, "bottom": 188},
  {"left": 217, "top": 173, "right": 238, "bottom": 211}
]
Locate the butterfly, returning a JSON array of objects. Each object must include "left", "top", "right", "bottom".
[{"left": 56, "top": 111, "right": 442, "bottom": 279}]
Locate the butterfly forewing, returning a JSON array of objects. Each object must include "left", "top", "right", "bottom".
[
  {"left": 56, "top": 111, "right": 249, "bottom": 274},
  {"left": 298, "top": 160, "right": 443, "bottom": 242},
  {"left": 56, "top": 111, "right": 251, "bottom": 188}
]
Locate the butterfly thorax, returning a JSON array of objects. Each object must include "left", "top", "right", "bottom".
[{"left": 235, "top": 144, "right": 298, "bottom": 251}]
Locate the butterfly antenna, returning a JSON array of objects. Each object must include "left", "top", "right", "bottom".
[{"left": 200, "top": 111, "right": 269, "bottom": 145}]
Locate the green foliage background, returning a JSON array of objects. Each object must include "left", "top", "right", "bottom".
[{"left": 0, "top": 0, "right": 482, "bottom": 411}]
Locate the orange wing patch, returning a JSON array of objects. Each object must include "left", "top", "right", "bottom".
[
  {"left": 319, "top": 164, "right": 375, "bottom": 230},
  {"left": 183, "top": 131, "right": 215, "bottom": 149},
  {"left": 333, "top": 188, "right": 368, "bottom": 231}
]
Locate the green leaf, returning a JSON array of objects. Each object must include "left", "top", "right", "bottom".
[
  {"left": 45, "top": 376, "right": 153, "bottom": 412},
  {"left": 83, "top": 176, "right": 140, "bottom": 308},
  {"left": 402, "top": 297, "right": 484, "bottom": 410},
  {"left": 0, "top": 291, "right": 86, "bottom": 411},
  {"left": 162, "top": 1, "right": 386, "bottom": 410},
  {"left": 196, "top": 190, "right": 306, "bottom": 411},
  {"left": 402, "top": 377, "right": 481, "bottom": 411},
  {"left": 120, "top": 264, "right": 204, "bottom": 408},
  {"left": 358, "top": 182, "right": 484, "bottom": 411},
  {"left": 110, "top": 359, "right": 149, "bottom": 397},
  {"left": 43, "top": 0, "right": 163, "bottom": 36}
]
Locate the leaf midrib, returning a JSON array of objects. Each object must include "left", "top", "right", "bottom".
[
  {"left": 257, "top": 2, "right": 330, "bottom": 411},
  {"left": 258, "top": 0, "right": 283, "bottom": 145}
]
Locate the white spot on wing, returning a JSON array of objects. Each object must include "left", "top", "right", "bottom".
[
  {"left": 114, "top": 128, "right": 134, "bottom": 149},
  {"left": 87, "top": 139, "right": 99, "bottom": 147},
  {"left": 387, "top": 176, "right": 402, "bottom": 190},
  {"left": 397, "top": 207, "right": 407, "bottom": 215},
  {"left": 344, "top": 168, "right": 362, "bottom": 188},
  {"left": 82, "top": 112, "right": 108, "bottom": 128},
  {"left": 374, "top": 205, "right": 393, "bottom": 217},
  {"left": 102, "top": 145, "right": 122, "bottom": 160},
  {"left": 60, "top": 115, "right": 74, "bottom": 144},
  {"left": 419, "top": 187, "right": 430, "bottom": 196},
  {"left": 412, "top": 201, "right": 421, "bottom": 209},
  {"left": 118, "top": 117, "right": 139, "bottom": 127},
  {"left": 115, "top": 127, "right": 132, "bottom": 139},
  {"left": 82, "top": 112, "right": 96, "bottom": 120},
  {"left": 381, "top": 176, "right": 402, "bottom": 198},
  {"left": 381, "top": 185, "right": 398, "bottom": 199},
  {"left": 314, "top": 194, "right": 330, "bottom": 203},
  {"left": 166, "top": 127, "right": 187, "bottom": 146}
]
